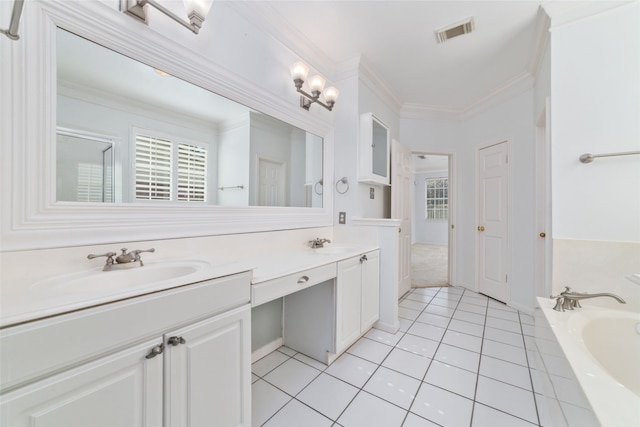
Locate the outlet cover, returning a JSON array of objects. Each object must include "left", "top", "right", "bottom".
[
  {"left": 370, "top": 187, "right": 375, "bottom": 199},
  {"left": 338, "top": 212, "right": 346, "bottom": 224}
]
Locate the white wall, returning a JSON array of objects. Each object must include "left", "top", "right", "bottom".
[
  {"left": 550, "top": 2, "right": 640, "bottom": 242},
  {"left": 413, "top": 171, "right": 449, "bottom": 246}
]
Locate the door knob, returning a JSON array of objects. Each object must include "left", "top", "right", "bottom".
[
  {"left": 477, "top": 226, "right": 485, "bottom": 232},
  {"left": 539, "top": 232, "right": 546, "bottom": 238}
]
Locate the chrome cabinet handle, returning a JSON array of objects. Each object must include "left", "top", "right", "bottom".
[
  {"left": 297, "top": 275, "right": 309, "bottom": 284},
  {"left": 145, "top": 343, "right": 164, "bottom": 359},
  {"left": 360, "top": 254, "right": 368, "bottom": 263},
  {"left": 167, "top": 336, "right": 186, "bottom": 346}
]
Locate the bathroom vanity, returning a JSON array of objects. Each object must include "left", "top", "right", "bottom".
[{"left": 0, "top": 266, "right": 253, "bottom": 427}]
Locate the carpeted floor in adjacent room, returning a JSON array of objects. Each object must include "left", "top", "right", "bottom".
[{"left": 411, "top": 243, "right": 448, "bottom": 288}]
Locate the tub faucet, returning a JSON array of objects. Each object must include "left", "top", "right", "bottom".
[
  {"left": 309, "top": 238, "right": 331, "bottom": 249},
  {"left": 551, "top": 286, "right": 626, "bottom": 311}
]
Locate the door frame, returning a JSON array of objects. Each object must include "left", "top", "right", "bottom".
[
  {"left": 410, "top": 151, "right": 457, "bottom": 288},
  {"left": 475, "top": 140, "right": 511, "bottom": 300},
  {"left": 535, "top": 97, "right": 552, "bottom": 297}
]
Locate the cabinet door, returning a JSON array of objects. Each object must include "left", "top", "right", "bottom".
[
  {"left": 336, "top": 256, "right": 363, "bottom": 353},
  {"left": 358, "top": 113, "right": 390, "bottom": 185},
  {"left": 360, "top": 250, "right": 380, "bottom": 334},
  {"left": 165, "top": 304, "right": 251, "bottom": 427},
  {"left": 0, "top": 338, "right": 163, "bottom": 427}
]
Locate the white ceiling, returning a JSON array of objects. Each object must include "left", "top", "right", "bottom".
[{"left": 256, "top": 0, "right": 546, "bottom": 114}]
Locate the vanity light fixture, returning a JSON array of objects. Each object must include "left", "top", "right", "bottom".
[
  {"left": 121, "top": 0, "right": 214, "bottom": 34},
  {"left": 1, "top": 0, "right": 25, "bottom": 40},
  {"left": 290, "top": 61, "right": 339, "bottom": 111}
]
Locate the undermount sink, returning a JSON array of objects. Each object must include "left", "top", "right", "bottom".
[
  {"left": 31, "top": 259, "right": 214, "bottom": 294},
  {"left": 313, "top": 246, "right": 357, "bottom": 255}
]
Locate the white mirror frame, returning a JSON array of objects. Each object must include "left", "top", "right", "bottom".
[{"left": 0, "top": 0, "right": 334, "bottom": 251}]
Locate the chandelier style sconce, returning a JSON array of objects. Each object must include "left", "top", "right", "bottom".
[
  {"left": 121, "top": 0, "right": 214, "bottom": 34},
  {"left": 290, "top": 62, "right": 339, "bottom": 111}
]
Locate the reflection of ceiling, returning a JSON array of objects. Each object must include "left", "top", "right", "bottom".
[
  {"left": 56, "top": 28, "right": 250, "bottom": 124},
  {"left": 413, "top": 154, "right": 449, "bottom": 173}
]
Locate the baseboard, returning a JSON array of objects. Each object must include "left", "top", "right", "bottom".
[
  {"left": 509, "top": 300, "right": 535, "bottom": 316},
  {"left": 251, "top": 337, "right": 283, "bottom": 363}
]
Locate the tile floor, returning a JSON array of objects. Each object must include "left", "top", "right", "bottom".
[{"left": 252, "top": 286, "right": 544, "bottom": 427}]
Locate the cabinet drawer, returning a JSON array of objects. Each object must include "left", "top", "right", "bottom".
[
  {"left": 1, "top": 272, "right": 251, "bottom": 392},
  {"left": 252, "top": 263, "right": 336, "bottom": 306}
]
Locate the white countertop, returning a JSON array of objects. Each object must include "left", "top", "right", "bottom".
[{"left": 1, "top": 244, "right": 378, "bottom": 328}]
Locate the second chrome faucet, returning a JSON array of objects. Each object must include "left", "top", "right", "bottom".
[{"left": 551, "top": 286, "right": 626, "bottom": 311}]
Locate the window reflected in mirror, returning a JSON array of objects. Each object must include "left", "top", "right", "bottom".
[{"left": 56, "top": 28, "right": 323, "bottom": 208}]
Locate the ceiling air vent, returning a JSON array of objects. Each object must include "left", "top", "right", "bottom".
[{"left": 435, "top": 17, "right": 475, "bottom": 43}]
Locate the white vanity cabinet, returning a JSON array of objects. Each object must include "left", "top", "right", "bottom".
[
  {"left": 0, "top": 272, "right": 252, "bottom": 427},
  {"left": 335, "top": 250, "right": 380, "bottom": 355},
  {"left": 358, "top": 113, "right": 390, "bottom": 185}
]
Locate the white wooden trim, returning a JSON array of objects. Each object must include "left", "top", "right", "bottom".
[
  {"left": 250, "top": 337, "right": 283, "bottom": 363},
  {"left": 1, "top": 0, "right": 334, "bottom": 251}
]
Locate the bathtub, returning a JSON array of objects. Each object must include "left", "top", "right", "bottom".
[{"left": 536, "top": 297, "right": 640, "bottom": 426}]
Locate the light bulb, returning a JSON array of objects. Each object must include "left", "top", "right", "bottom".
[
  {"left": 308, "top": 75, "right": 326, "bottom": 94},
  {"left": 290, "top": 61, "right": 310, "bottom": 82},
  {"left": 324, "top": 86, "right": 339, "bottom": 103}
]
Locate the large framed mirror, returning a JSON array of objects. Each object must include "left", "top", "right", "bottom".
[{"left": 0, "top": 0, "right": 333, "bottom": 250}]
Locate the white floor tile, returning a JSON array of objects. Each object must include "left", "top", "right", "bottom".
[
  {"left": 365, "top": 328, "right": 404, "bottom": 347},
  {"left": 278, "top": 346, "right": 298, "bottom": 357},
  {"left": 407, "top": 322, "right": 446, "bottom": 342},
  {"left": 263, "top": 399, "right": 333, "bottom": 427},
  {"left": 521, "top": 323, "right": 536, "bottom": 337},
  {"left": 396, "top": 334, "right": 439, "bottom": 358},
  {"left": 252, "top": 373, "right": 259, "bottom": 384},
  {"left": 400, "top": 299, "right": 428, "bottom": 311},
  {"left": 442, "top": 329, "right": 483, "bottom": 352},
  {"left": 402, "top": 412, "right": 440, "bottom": 427},
  {"left": 472, "top": 402, "right": 537, "bottom": 427},
  {"left": 487, "top": 307, "right": 520, "bottom": 322},
  {"left": 475, "top": 376, "right": 538, "bottom": 424},
  {"left": 484, "top": 326, "right": 525, "bottom": 348},
  {"left": 460, "top": 295, "right": 488, "bottom": 306},
  {"left": 252, "top": 379, "right": 292, "bottom": 427},
  {"left": 452, "top": 310, "right": 486, "bottom": 325},
  {"left": 429, "top": 297, "right": 459, "bottom": 308},
  {"left": 415, "top": 312, "right": 450, "bottom": 328},
  {"left": 424, "top": 360, "right": 477, "bottom": 399},
  {"left": 433, "top": 343, "right": 480, "bottom": 373},
  {"left": 252, "top": 350, "right": 290, "bottom": 377},
  {"left": 294, "top": 352, "right": 329, "bottom": 371},
  {"left": 264, "top": 358, "right": 321, "bottom": 396},
  {"left": 338, "top": 391, "right": 407, "bottom": 427},
  {"left": 457, "top": 302, "right": 487, "bottom": 315},
  {"left": 479, "top": 355, "right": 532, "bottom": 390},
  {"left": 481, "top": 338, "right": 528, "bottom": 366},
  {"left": 382, "top": 348, "right": 431, "bottom": 380},
  {"left": 398, "top": 317, "right": 414, "bottom": 332},
  {"left": 399, "top": 306, "right": 422, "bottom": 321},
  {"left": 488, "top": 299, "right": 517, "bottom": 312},
  {"left": 411, "top": 382, "right": 473, "bottom": 427},
  {"left": 364, "top": 366, "right": 421, "bottom": 409},
  {"left": 519, "top": 313, "right": 535, "bottom": 325},
  {"left": 447, "top": 318, "right": 485, "bottom": 337},
  {"left": 405, "top": 293, "right": 435, "bottom": 303},
  {"left": 437, "top": 286, "right": 464, "bottom": 295},
  {"left": 297, "top": 373, "right": 359, "bottom": 420},
  {"left": 347, "top": 337, "right": 393, "bottom": 364},
  {"left": 423, "top": 304, "right": 454, "bottom": 318},
  {"left": 411, "top": 288, "right": 439, "bottom": 296},
  {"left": 325, "top": 353, "right": 378, "bottom": 388},
  {"left": 485, "top": 316, "right": 521, "bottom": 333}
]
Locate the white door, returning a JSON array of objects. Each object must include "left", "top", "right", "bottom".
[
  {"left": 0, "top": 339, "right": 163, "bottom": 427},
  {"left": 477, "top": 142, "right": 509, "bottom": 302},
  {"left": 165, "top": 305, "right": 251, "bottom": 427},
  {"left": 258, "top": 158, "right": 286, "bottom": 206},
  {"left": 535, "top": 99, "right": 552, "bottom": 298},
  {"left": 360, "top": 250, "right": 380, "bottom": 333},
  {"left": 391, "top": 139, "right": 413, "bottom": 298}
]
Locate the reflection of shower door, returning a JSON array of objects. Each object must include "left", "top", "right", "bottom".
[{"left": 258, "top": 158, "right": 286, "bottom": 206}]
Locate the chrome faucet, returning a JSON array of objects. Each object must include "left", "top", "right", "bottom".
[
  {"left": 88, "top": 248, "right": 155, "bottom": 271},
  {"left": 551, "top": 286, "right": 626, "bottom": 311},
  {"left": 309, "top": 238, "right": 331, "bottom": 249}
]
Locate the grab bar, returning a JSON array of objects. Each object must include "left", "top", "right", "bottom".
[
  {"left": 579, "top": 150, "right": 640, "bottom": 163},
  {"left": 218, "top": 185, "right": 244, "bottom": 191}
]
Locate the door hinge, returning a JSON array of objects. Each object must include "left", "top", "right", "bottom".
[
  {"left": 505, "top": 274, "right": 508, "bottom": 283},
  {"left": 505, "top": 154, "right": 508, "bottom": 164}
]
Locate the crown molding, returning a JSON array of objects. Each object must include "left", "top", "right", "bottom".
[
  {"left": 357, "top": 56, "right": 403, "bottom": 115},
  {"left": 542, "top": 0, "right": 636, "bottom": 29},
  {"left": 528, "top": 6, "right": 551, "bottom": 77}
]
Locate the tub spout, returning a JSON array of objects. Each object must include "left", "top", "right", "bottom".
[{"left": 551, "top": 287, "right": 626, "bottom": 311}]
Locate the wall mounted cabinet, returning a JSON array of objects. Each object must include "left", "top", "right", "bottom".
[{"left": 358, "top": 113, "right": 390, "bottom": 185}]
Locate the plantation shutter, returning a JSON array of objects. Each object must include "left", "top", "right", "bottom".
[
  {"left": 135, "top": 135, "right": 172, "bottom": 200},
  {"left": 177, "top": 143, "right": 207, "bottom": 201}
]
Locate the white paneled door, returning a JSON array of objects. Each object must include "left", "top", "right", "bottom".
[
  {"left": 477, "top": 142, "right": 509, "bottom": 303},
  {"left": 391, "top": 139, "right": 413, "bottom": 298}
]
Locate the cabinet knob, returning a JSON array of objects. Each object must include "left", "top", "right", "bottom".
[
  {"left": 167, "top": 336, "right": 186, "bottom": 346},
  {"left": 360, "top": 254, "right": 368, "bottom": 263},
  {"left": 539, "top": 232, "right": 546, "bottom": 238},
  {"left": 297, "top": 275, "right": 309, "bottom": 284},
  {"left": 145, "top": 343, "right": 164, "bottom": 359},
  {"left": 477, "top": 226, "right": 485, "bottom": 232}
]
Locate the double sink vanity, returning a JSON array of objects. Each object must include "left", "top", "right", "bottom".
[{"left": 0, "top": 240, "right": 381, "bottom": 427}]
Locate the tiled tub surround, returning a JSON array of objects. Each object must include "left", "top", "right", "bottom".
[
  {"left": 535, "top": 298, "right": 640, "bottom": 426},
  {"left": 252, "top": 286, "right": 550, "bottom": 427}
]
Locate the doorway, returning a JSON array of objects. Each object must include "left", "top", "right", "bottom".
[{"left": 411, "top": 153, "right": 454, "bottom": 288}]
